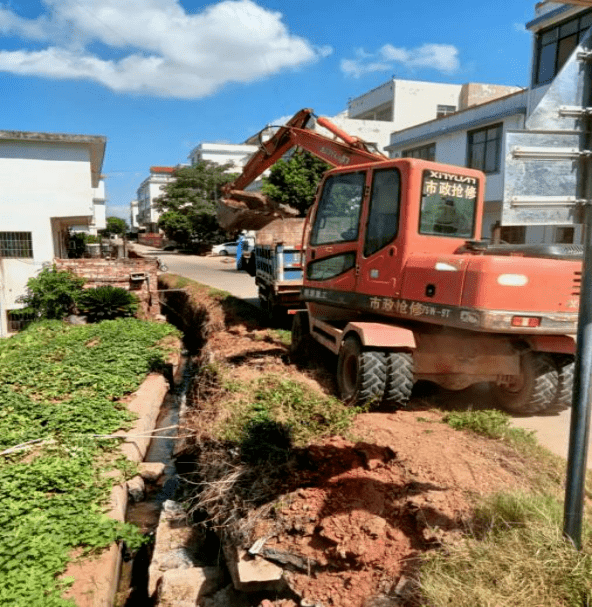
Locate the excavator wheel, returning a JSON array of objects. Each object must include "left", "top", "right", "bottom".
[
  {"left": 492, "top": 351, "right": 558, "bottom": 415},
  {"left": 383, "top": 352, "right": 414, "bottom": 406},
  {"left": 337, "top": 336, "right": 386, "bottom": 406},
  {"left": 550, "top": 354, "right": 575, "bottom": 412}
]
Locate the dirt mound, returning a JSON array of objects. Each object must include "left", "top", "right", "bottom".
[
  {"left": 173, "top": 287, "right": 535, "bottom": 606},
  {"left": 242, "top": 412, "right": 524, "bottom": 607}
]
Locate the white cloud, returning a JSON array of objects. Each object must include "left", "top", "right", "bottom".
[
  {"left": 0, "top": 0, "right": 332, "bottom": 98},
  {"left": 341, "top": 43, "right": 460, "bottom": 78}
]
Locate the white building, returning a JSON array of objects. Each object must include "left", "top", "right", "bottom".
[
  {"left": 0, "top": 130, "right": 106, "bottom": 337},
  {"left": 387, "top": 2, "right": 592, "bottom": 244},
  {"left": 129, "top": 199, "right": 139, "bottom": 232},
  {"left": 136, "top": 166, "right": 176, "bottom": 232},
  {"left": 188, "top": 142, "right": 258, "bottom": 172}
]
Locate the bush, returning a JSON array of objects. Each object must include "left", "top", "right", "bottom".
[
  {"left": 77, "top": 286, "right": 138, "bottom": 321},
  {"left": 17, "top": 266, "right": 85, "bottom": 320}
]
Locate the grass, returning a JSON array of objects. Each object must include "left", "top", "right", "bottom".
[
  {"left": 219, "top": 373, "right": 360, "bottom": 458},
  {"left": 416, "top": 408, "right": 592, "bottom": 607},
  {"left": 443, "top": 409, "right": 537, "bottom": 447},
  {"left": 418, "top": 492, "right": 592, "bottom": 607}
]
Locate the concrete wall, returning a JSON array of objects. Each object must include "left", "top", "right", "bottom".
[
  {"left": 0, "top": 138, "right": 101, "bottom": 336},
  {"left": 392, "top": 80, "right": 462, "bottom": 131}
]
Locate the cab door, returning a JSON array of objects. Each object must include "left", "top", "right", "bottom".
[
  {"left": 355, "top": 166, "right": 405, "bottom": 299},
  {"left": 304, "top": 169, "right": 368, "bottom": 304}
]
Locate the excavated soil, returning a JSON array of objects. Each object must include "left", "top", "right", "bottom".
[{"left": 177, "top": 290, "right": 537, "bottom": 607}]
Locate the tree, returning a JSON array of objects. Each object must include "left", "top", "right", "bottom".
[
  {"left": 102, "top": 216, "right": 128, "bottom": 237},
  {"left": 155, "top": 162, "right": 237, "bottom": 245},
  {"left": 261, "top": 151, "right": 330, "bottom": 216}
]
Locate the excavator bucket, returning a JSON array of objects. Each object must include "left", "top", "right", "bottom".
[{"left": 217, "top": 189, "right": 299, "bottom": 232}]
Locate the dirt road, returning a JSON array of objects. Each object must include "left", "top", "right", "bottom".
[{"left": 139, "top": 245, "right": 588, "bottom": 469}]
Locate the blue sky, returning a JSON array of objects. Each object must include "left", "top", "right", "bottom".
[{"left": 0, "top": 0, "right": 535, "bottom": 221}]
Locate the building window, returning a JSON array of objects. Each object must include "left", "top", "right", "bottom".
[
  {"left": 6, "top": 310, "right": 36, "bottom": 333},
  {"left": 500, "top": 225, "right": 526, "bottom": 244},
  {"left": 467, "top": 124, "right": 502, "bottom": 174},
  {"left": 535, "top": 9, "right": 592, "bottom": 85},
  {"left": 402, "top": 143, "right": 436, "bottom": 161},
  {"left": 556, "top": 226, "right": 575, "bottom": 243},
  {"left": 437, "top": 104, "right": 456, "bottom": 118},
  {"left": 0, "top": 232, "right": 33, "bottom": 258}
]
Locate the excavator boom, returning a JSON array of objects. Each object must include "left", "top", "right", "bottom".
[{"left": 217, "top": 108, "right": 387, "bottom": 231}]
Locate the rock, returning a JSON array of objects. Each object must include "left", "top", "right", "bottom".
[
  {"left": 66, "top": 314, "right": 87, "bottom": 325},
  {"left": 223, "top": 542, "right": 285, "bottom": 593},
  {"left": 200, "top": 584, "right": 252, "bottom": 607},
  {"left": 139, "top": 462, "right": 166, "bottom": 482},
  {"left": 155, "top": 567, "right": 223, "bottom": 607},
  {"left": 126, "top": 476, "right": 145, "bottom": 502},
  {"left": 148, "top": 500, "right": 202, "bottom": 596}
]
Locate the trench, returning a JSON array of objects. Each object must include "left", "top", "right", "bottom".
[{"left": 114, "top": 282, "right": 220, "bottom": 606}]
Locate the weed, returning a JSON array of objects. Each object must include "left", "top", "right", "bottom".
[
  {"left": 443, "top": 409, "right": 536, "bottom": 446},
  {"left": 418, "top": 492, "right": 592, "bottom": 607},
  {"left": 267, "top": 328, "right": 291, "bottom": 346},
  {"left": 219, "top": 374, "right": 359, "bottom": 448}
]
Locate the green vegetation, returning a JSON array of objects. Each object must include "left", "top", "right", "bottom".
[
  {"left": 17, "top": 266, "right": 85, "bottom": 320},
  {"left": 0, "top": 319, "right": 179, "bottom": 606},
  {"left": 261, "top": 150, "right": 330, "bottom": 216},
  {"left": 77, "top": 286, "right": 138, "bottom": 322},
  {"left": 419, "top": 492, "right": 592, "bottom": 607},
  {"left": 155, "top": 162, "right": 237, "bottom": 246},
  {"left": 443, "top": 409, "right": 536, "bottom": 446},
  {"left": 218, "top": 374, "right": 360, "bottom": 462},
  {"left": 420, "top": 408, "right": 592, "bottom": 606},
  {"left": 101, "top": 216, "right": 128, "bottom": 237}
]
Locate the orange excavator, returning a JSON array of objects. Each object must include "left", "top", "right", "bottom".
[{"left": 218, "top": 109, "right": 578, "bottom": 414}]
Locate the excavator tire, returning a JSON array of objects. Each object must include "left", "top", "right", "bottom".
[
  {"left": 383, "top": 352, "right": 414, "bottom": 406},
  {"left": 492, "top": 351, "right": 558, "bottom": 415},
  {"left": 337, "top": 336, "right": 386, "bottom": 406},
  {"left": 550, "top": 354, "right": 574, "bottom": 412}
]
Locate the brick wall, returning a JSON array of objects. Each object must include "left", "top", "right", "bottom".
[
  {"left": 55, "top": 258, "right": 160, "bottom": 318},
  {"left": 138, "top": 233, "right": 164, "bottom": 248}
]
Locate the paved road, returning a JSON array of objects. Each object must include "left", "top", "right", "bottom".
[
  {"left": 136, "top": 244, "right": 588, "bottom": 468},
  {"left": 135, "top": 244, "right": 259, "bottom": 306}
]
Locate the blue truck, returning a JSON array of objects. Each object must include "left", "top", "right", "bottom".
[{"left": 242, "top": 218, "right": 305, "bottom": 321}]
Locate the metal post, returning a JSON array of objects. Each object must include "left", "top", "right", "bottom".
[{"left": 564, "top": 203, "right": 592, "bottom": 548}]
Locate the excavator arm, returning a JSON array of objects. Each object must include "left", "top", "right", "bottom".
[{"left": 217, "top": 108, "right": 387, "bottom": 231}]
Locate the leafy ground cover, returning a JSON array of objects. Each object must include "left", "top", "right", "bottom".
[{"left": 0, "top": 319, "right": 179, "bottom": 607}]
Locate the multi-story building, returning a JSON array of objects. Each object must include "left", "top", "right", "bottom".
[
  {"left": 0, "top": 130, "right": 106, "bottom": 337},
  {"left": 188, "top": 142, "right": 258, "bottom": 172},
  {"left": 136, "top": 166, "right": 177, "bottom": 232},
  {"left": 129, "top": 199, "right": 139, "bottom": 232},
  {"left": 387, "top": 1, "right": 592, "bottom": 244}
]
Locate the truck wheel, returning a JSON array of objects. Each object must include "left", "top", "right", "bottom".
[
  {"left": 337, "top": 336, "right": 386, "bottom": 406},
  {"left": 290, "top": 311, "right": 310, "bottom": 360},
  {"left": 384, "top": 352, "right": 414, "bottom": 406},
  {"left": 492, "top": 352, "right": 558, "bottom": 415},
  {"left": 552, "top": 355, "right": 574, "bottom": 411}
]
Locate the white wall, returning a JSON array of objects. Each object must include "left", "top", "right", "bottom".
[
  {"left": 392, "top": 81, "right": 462, "bottom": 131},
  {"left": 0, "top": 139, "right": 98, "bottom": 335},
  {"left": 189, "top": 143, "right": 258, "bottom": 171}
]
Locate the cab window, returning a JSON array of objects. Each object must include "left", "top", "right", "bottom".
[
  {"left": 419, "top": 170, "right": 477, "bottom": 238},
  {"left": 364, "top": 168, "right": 401, "bottom": 256},
  {"left": 310, "top": 172, "right": 366, "bottom": 246}
]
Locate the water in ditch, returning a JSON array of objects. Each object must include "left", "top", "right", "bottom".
[{"left": 115, "top": 356, "right": 193, "bottom": 607}]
